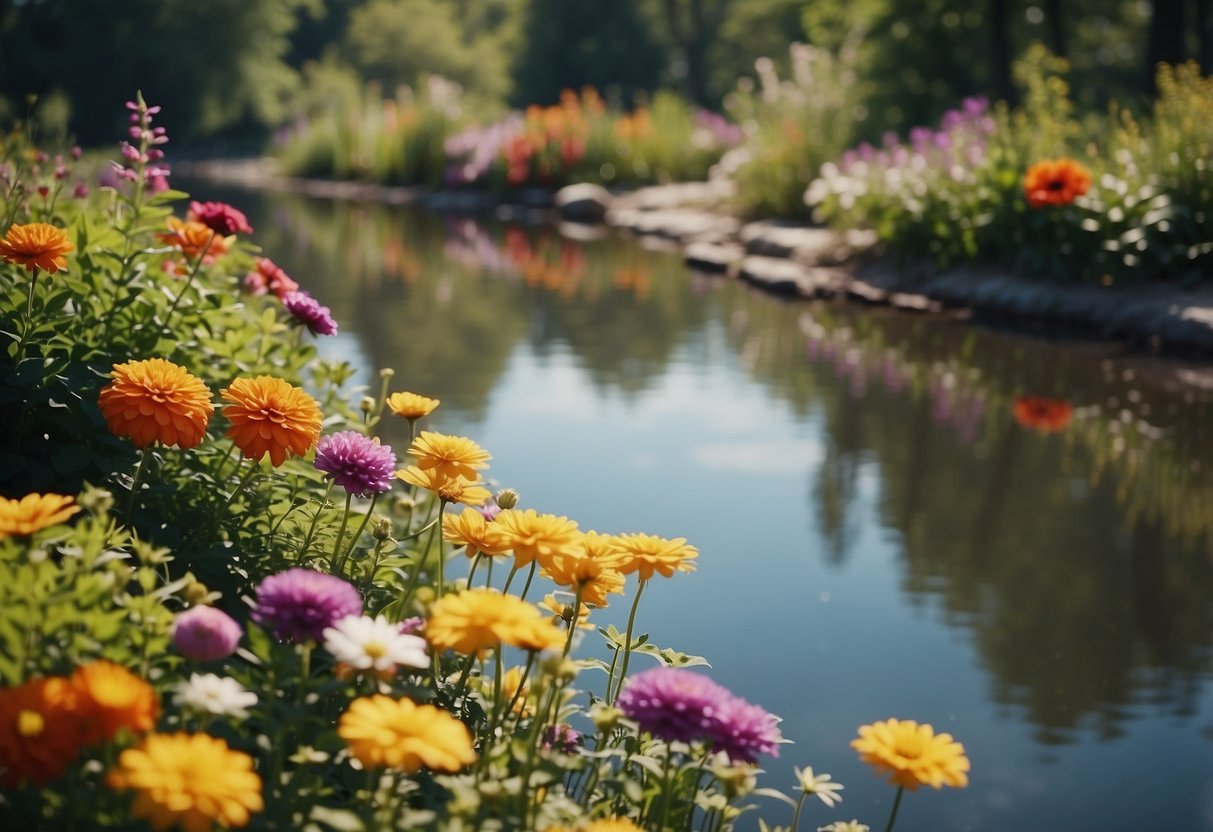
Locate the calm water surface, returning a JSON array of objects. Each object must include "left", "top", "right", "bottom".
[{"left": 200, "top": 182, "right": 1213, "bottom": 831}]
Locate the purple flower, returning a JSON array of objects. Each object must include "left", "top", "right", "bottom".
[
  {"left": 711, "top": 695, "right": 783, "bottom": 763},
  {"left": 616, "top": 667, "right": 784, "bottom": 763},
  {"left": 252, "top": 568, "right": 362, "bottom": 643},
  {"left": 172, "top": 606, "right": 242, "bottom": 662},
  {"left": 616, "top": 667, "right": 735, "bottom": 744},
  {"left": 399, "top": 616, "right": 425, "bottom": 636},
  {"left": 282, "top": 290, "right": 338, "bottom": 336},
  {"left": 314, "top": 431, "right": 397, "bottom": 497},
  {"left": 476, "top": 498, "right": 502, "bottom": 522},
  {"left": 542, "top": 723, "right": 583, "bottom": 753}
]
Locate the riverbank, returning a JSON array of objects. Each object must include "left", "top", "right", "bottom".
[{"left": 177, "top": 158, "right": 1213, "bottom": 357}]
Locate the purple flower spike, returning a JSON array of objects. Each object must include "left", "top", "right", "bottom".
[
  {"left": 315, "top": 431, "right": 397, "bottom": 497},
  {"left": 252, "top": 568, "right": 362, "bottom": 643},
  {"left": 283, "top": 290, "right": 338, "bottom": 336},
  {"left": 172, "top": 606, "right": 242, "bottom": 662}
]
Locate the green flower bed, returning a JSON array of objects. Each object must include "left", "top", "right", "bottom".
[{"left": 1, "top": 95, "right": 969, "bottom": 831}]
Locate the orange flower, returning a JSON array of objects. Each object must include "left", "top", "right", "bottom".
[
  {"left": 0, "top": 222, "right": 74, "bottom": 273},
  {"left": 221, "top": 376, "right": 323, "bottom": 467},
  {"left": 1023, "top": 158, "right": 1092, "bottom": 208},
  {"left": 98, "top": 358, "right": 214, "bottom": 449},
  {"left": 0, "top": 675, "right": 84, "bottom": 787},
  {"left": 1012, "top": 396, "right": 1072, "bottom": 433},
  {"left": 0, "top": 493, "right": 80, "bottom": 538},
  {"left": 71, "top": 660, "right": 160, "bottom": 744},
  {"left": 157, "top": 216, "right": 231, "bottom": 261}
]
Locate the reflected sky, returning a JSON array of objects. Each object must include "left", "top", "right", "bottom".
[{"left": 191, "top": 182, "right": 1213, "bottom": 831}]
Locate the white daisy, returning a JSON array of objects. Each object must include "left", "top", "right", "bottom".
[
  {"left": 796, "top": 765, "right": 844, "bottom": 808},
  {"left": 173, "top": 673, "right": 257, "bottom": 719},
  {"left": 323, "top": 614, "right": 428, "bottom": 674}
]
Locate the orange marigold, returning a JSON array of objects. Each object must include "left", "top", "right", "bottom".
[
  {"left": 1012, "top": 396, "right": 1072, "bottom": 433},
  {"left": 0, "top": 493, "right": 80, "bottom": 538},
  {"left": 1023, "top": 158, "right": 1092, "bottom": 208},
  {"left": 0, "top": 222, "right": 74, "bottom": 273},
  {"left": 71, "top": 660, "right": 160, "bottom": 744},
  {"left": 156, "top": 216, "right": 231, "bottom": 261},
  {"left": 98, "top": 358, "right": 214, "bottom": 449},
  {"left": 0, "top": 675, "right": 84, "bottom": 787},
  {"left": 221, "top": 376, "right": 323, "bottom": 467}
]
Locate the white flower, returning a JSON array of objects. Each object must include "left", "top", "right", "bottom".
[
  {"left": 817, "top": 823, "right": 867, "bottom": 832},
  {"left": 173, "top": 673, "right": 257, "bottom": 719},
  {"left": 323, "top": 614, "right": 428, "bottom": 674},
  {"left": 796, "top": 765, "right": 844, "bottom": 808}
]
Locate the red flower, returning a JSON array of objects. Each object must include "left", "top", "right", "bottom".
[
  {"left": 1023, "top": 158, "right": 1092, "bottom": 208},
  {"left": 187, "top": 200, "right": 253, "bottom": 236},
  {"left": 1013, "top": 396, "right": 1072, "bottom": 432}
]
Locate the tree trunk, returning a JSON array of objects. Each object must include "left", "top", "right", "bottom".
[
  {"left": 1145, "top": 0, "right": 1188, "bottom": 93},
  {"left": 1198, "top": 0, "right": 1213, "bottom": 74},
  {"left": 988, "top": 0, "right": 1016, "bottom": 104},
  {"left": 1044, "top": 0, "right": 1067, "bottom": 58}
]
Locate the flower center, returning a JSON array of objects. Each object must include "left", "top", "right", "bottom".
[
  {"left": 363, "top": 640, "right": 388, "bottom": 659},
  {"left": 16, "top": 709, "right": 44, "bottom": 737},
  {"left": 1046, "top": 179, "right": 1065, "bottom": 191}
]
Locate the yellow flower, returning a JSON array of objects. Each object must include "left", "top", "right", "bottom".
[
  {"left": 71, "top": 661, "right": 160, "bottom": 745},
  {"left": 492, "top": 508, "right": 582, "bottom": 571},
  {"left": 614, "top": 533, "right": 698, "bottom": 581},
  {"left": 385, "top": 391, "right": 440, "bottom": 420},
  {"left": 496, "top": 666, "right": 532, "bottom": 715},
  {"left": 0, "top": 493, "right": 80, "bottom": 538},
  {"left": 407, "top": 431, "right": 491, "bottom": 481},
  {"left": 338, "top": 695, "right": 475, "bottom": 772},
  {"left": 98, "top": 358, "right": 214, "bottom": 449},
  {"left": 547, "top": 820, "right": 645, "bottom": 832},
  {"left": 221, "top": 376, "right": 323, "bottom": 467},
  {"left": 107, "top": 732, "right": 263, "bottom": 831},
  {"left": 0, "top": 675, "right": 83, "bottom": 788},
  {"left": 442, "top": 507, "right": 512, "bottom": 557},
  {"left": 851, "top": 718, "right": 970, "bottom": 790},
  {"left": 542, "top": 531, "right": 627, "bottom": 607},
  {"left": 427, "top": 588, "right": 560, "bottom": 657},
  {"left": 0, "top": 222, "right": 74, "bottom": 273},
  {"left": 395, "top": 466, "right": 492, "bottom": 505}
]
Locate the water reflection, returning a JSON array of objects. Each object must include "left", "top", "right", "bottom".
[{"left": 191, "top": 181, "right": 1213, "bottom": 829}]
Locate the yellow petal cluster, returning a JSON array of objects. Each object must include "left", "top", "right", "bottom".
[
  {"left": 407, "top": 431, "right": 491, "bottom": 481},
  {"left": 107, "top": 732, "right": 263, "bottom": 831},
  {"left": 851, "top": 718, "right": 970, "bottom": 791},
  {"left": 396, "top": 466, "right": 491, "bottom": 506},
  {"left": 426, "top": 588, "right": 564, "bottom": 657},
  {"left": 493, "top": 508, "right": 582, "bottom": 570},
  {"left": 442, "top": 507, "right": 512, "bottom": 557},
  {"left": 542, "top": 532, "right": 627, "bottom": 608},
  {"left": 385, "top": 391, "right": 440, "bottom": 420},
  {"left": 613, "top": 533, "right": 698, "bottom": 581},
  {"left": 0, "top": 493, "right": 80, "bottom": 538},
  {"left": 338, "top": 695, "right": 475, "bottom": 773}
]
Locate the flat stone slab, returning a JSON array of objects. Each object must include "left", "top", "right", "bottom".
[
  {"left": 555, "top": 183, "right": 612, "bottom": 223},
  {"left": 684, "top": 241, "right": 742, "bottom": 273},
  {"left": 607, "top": 207, "right": 739, "bottom": 243},
  {"left": 740, "top": 257, "right": 848, "bottom": 298},
  {"left": 741, "top": 221, "right": 878, "bottom": 265}
]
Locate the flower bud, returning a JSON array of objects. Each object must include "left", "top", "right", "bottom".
[
  {"left": 371, "top": 515, "right": 393, "bottom": 541},
  {"left": 589, "top": 703, "right": 621, "bottom": 732},
  {"left": 172, "top": 606, "right": 242, "bottom": 662},
  {"left": 494, "top": 488, "right": 519, "bottom": 510},
  {"left": 359, "top": 396, "right": 376, "bottom": 414},
  {"left": 539, "top": 655, "right": 578, "bottom": 681},
  {"left": 78, "top": 485, "right": 114, "bottom": 517},
  {"left": 379, "top": 367, "right": 395, "bottom": 379},
  {"left": 183, "top": 578, "right": 211, "bottom": 606}
]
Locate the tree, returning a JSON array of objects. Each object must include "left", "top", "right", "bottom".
[{"left": 1145, "top": 0, "right": 1188, "bottom": 91}]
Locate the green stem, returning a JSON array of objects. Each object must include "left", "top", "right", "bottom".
[
  {"left": 610, "top": 578, "right": 646, "bottom": 703},
  {"left": 337, "top": 493, "right": 379, "bottom": 575},
  {"left": 466, "top": 551, "right": 483, "bottom": 588},
  {"left": 655, "top": 745, "right": 676, "bottom": 832},
  {"left": 502, "top": 562, "right": 521, "bottom": 594},
  {"left": 562, "top": 584, "right": 584, "bottom": 657},
  {"left": 330, "top": 492, "right": 354, "bottom": 571},
  {"left": 15, "top": 269, "right": 39, "bottom": 359},
  {"left": 790, "top": 792, "right": 809, "bottom": 832},
  {"left": 517, "top": 560, "right": 538, "bottom": 602},
  {"left": 160, "top": 230, "right": 214, "bottom": 336},
  {"left": 484, "top": 557, "right": 494, "bottom": 587},
  {"left": 884, "top": 785, "right": 906, "bottom": 832},
  {"left": 221, "top": 459, "right": 260, "bottom": 512},
  {"left": 298, "top": 481, "right": 334, "bottom": 562},
  {"left": 297, "top": 642, "right": 312, "bottom": 707},
  {"left": 433, "top": 502, "right": 447, "bottom": 599},
  {"left": 123, "top": 446, "right": 150, "bottom": 524}
]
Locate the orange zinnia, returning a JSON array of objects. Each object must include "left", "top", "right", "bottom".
[
  {"left": 0, "top": 675, "right": 84, "bottom": 787},
  {"left": 1023, "top": 158, "right": 1092, "bottom": 208},
  {"left": 157, "top": 216, "right": 231, "bottom": 261},
  {"left": 0, "top": 493, "right": 80, "bottom": 538},
  {"left": 70, "top": 660, "right": 160, "bottom": 744},
  {"left": 1012, "top": 396, "right": 1072, "bottom": 433},
  {"left": 221, "top": 376, "right": 323, "bottom": 467},
  {"left": 98, "top": 358, "right": 214, "bottom": 449},
  {"left": 0, "top": 222, "right": 74, "bottom": 273}
]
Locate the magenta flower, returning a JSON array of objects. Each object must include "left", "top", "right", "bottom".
[
  {"left": 188, "top": 200, "right": 253, "bottom": 236},
  {"left": 542, "top": 723, "right": 583, "bottom": 753},
  {"left": 315, "top": 431, "right": 397, "bottom": 497},
  {"left": 616, "top": 667, "right": 783, "bottom": 762},
  {"left": 252, "top": 568, "right": 362, "bottom": 643},
  {"left": 282, "top": 290, "right": 338, "bottom": 336},
  {"left": 399, "top": 617, "right": 425, "bottom": 636},
  {"left": 243, "top": 257, "right": 299, "bottom": 298},
  {"left": 171, "top": 606, "right": 242, "bottom": 662},
  {"left": 616, "top": 667, "right": 735, "bottom": 744}
]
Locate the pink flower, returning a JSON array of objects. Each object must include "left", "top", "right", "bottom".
[
  {"left": 188, "top": 200, "right": 253, "bottom": 236},
  {"left": 172, "top": 606, "right": 243, "bottom": 662},
  {"left": 243, "top": 258, "right": 299, "bottom": 298}
]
